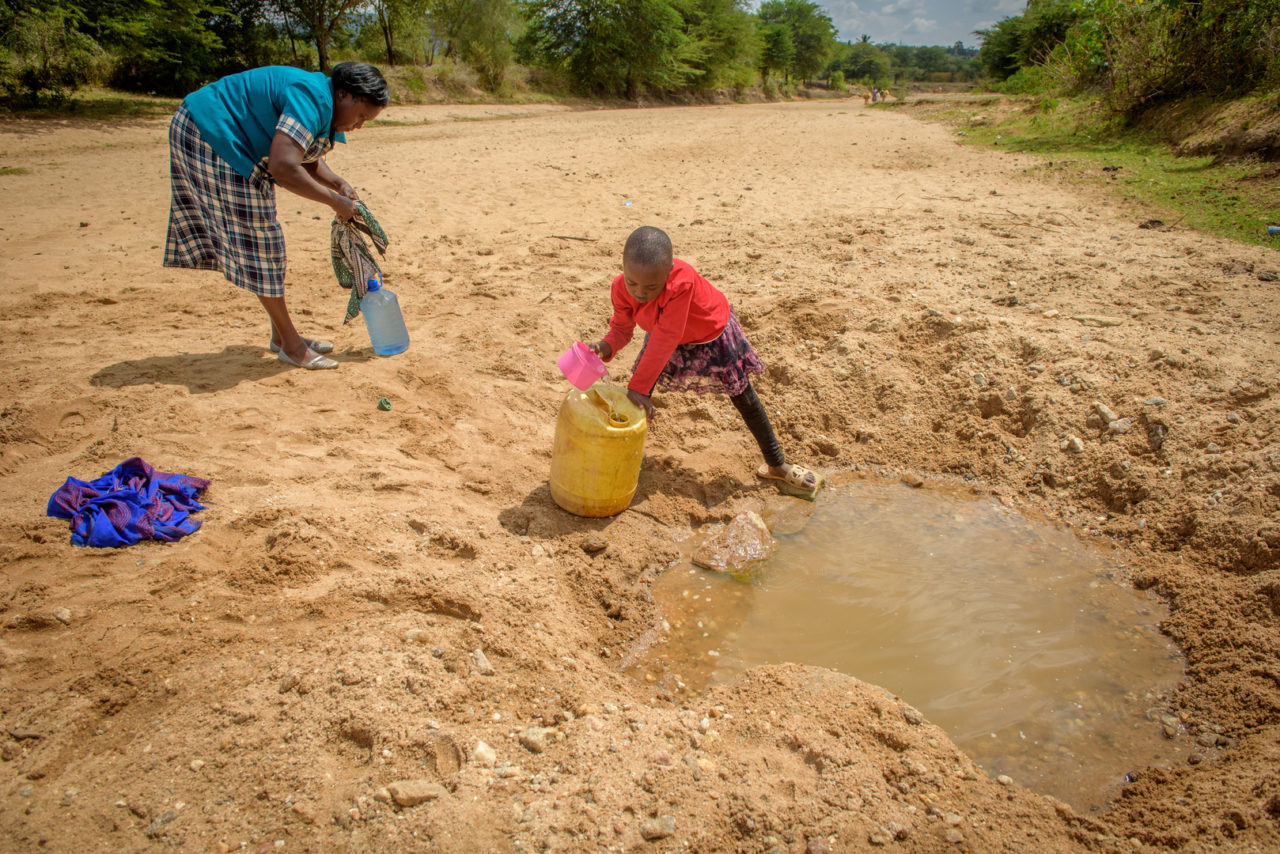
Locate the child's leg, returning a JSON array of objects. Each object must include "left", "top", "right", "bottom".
[
  {"left": 730, "top": 382, "right": 784, "bottom": 467},
  {"left": 731, "top": 382, "right": 821, "bottom": 491}
]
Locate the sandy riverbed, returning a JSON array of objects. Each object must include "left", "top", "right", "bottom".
[{"left": 1, "top": 96, "right": 1278, "bottom": 852}]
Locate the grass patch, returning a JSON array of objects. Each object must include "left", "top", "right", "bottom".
[
  {"left": 1, "top": 87, "right": 179, "bottom": 121},
  {"left": 0, "top": 166, "right": 30, "bottom": 175},
  {"left": 904, "top": 94, "right": 1279, "bottom": 247}
]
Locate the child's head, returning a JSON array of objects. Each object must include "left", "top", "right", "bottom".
[{"left": 622, "top": 226, "right": 674, "bottom": 303}]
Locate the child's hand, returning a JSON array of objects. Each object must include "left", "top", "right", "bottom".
[
  {"left": 627, "top": 389, "right": 654, "bottom": 421},
  {"left": 588, "top": 341, "right": 613, "bottom": 361}
]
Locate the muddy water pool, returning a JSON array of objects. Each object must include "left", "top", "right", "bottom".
[{"left": 629, "top": 480, "right": 1189, "bottom": 810}]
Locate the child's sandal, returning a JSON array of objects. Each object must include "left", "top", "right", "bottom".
[{"left": 757, "top": 464, "right": 824, "bottom": 499}]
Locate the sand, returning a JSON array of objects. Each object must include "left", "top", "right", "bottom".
[{"left": 1, "top": 97, "right": 1278, "bottom": 852}]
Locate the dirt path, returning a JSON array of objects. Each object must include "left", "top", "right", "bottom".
[{"left": 1, "top": 97, "right": 1278, "bottom": 852}]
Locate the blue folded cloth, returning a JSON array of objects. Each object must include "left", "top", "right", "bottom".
[{"left": 47, "top": 457, "right": 210, "bottom": 548}]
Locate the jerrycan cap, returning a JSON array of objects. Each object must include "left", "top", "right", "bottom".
[{"left": 366, "top": 276, "right": 383, "bottom": 292}]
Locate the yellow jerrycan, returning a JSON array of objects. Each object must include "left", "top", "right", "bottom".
[{"left": 550, "top": 385, "right": 648, "bottom": 517}]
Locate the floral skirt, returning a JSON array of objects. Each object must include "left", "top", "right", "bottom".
[{"left": 635, "top": 309, "right": 765, "bottom": 396}]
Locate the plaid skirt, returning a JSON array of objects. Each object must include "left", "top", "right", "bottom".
[
  {"left": 635, "top": 309, "right": 765, "bottom": 396},
  {"left": 163, "top": 105, "right": 286, "bottom": 297}
]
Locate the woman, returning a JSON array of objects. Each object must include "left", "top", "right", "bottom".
[{"left": 164, "top": 62, "right": 388, "bottom": 370}]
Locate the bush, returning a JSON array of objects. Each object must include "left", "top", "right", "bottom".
[
  {"left": 999, "top": 64, "right": 1052, "bottom": 95},
  {"left": 828, "top": 69, "right": 845, "bottom": 91},
  {"left": 1, "top": 8, "right": 107, "bottom": 106}
]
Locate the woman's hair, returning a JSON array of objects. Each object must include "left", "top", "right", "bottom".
[{"left": 331, "top": 62, "right": 390, "bottom": 107}]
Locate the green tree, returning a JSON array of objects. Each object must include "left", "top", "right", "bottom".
[
  {"left": 757, "top": 0, "right": 834, "bottom": 82},
  {"left": 680, "top": 0, "right": 759, "bottom": 89},
  {"left": 841, "top": 39, "right": 889, "bottom": 82},
  {"left": 273, "top": 0, "right": 362, "bottom": 71},
  {"left": 757, "top": 21, "right": 793, "bottom": 80},
  {"left": 1, "top": 4, "right": 105, "bottom": 104},
  {"left": 369, "top": 0, "right": 428, "bottom": 66},
  {"left": 108, "top": 0, "right": 229, "bottom": 95},
  {"left": 975, "top": 14, "right": 1025, "bottom": 81},
  {"left": 521, "top": 0, "right": 697, "bottom": 97}
]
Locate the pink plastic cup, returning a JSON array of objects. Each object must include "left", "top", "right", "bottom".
[{"left": 557, "top": 341, "right": 608, "bottom": 390}]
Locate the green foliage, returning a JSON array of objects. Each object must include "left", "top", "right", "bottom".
[
  {"left": 521, "top": 0, "right": 699, "bottom": 97},
  {"left": 757, "top": 21, "right": 793, "bottom": 80},
  {"left": 110, "top": 0, "right": 234, "bottom": 96},
  {"left": 680, "top": 0, "right": 760, "bottom": 90},
  {"left": 979, "top": 0, "right": 1280, "bottom": 114},
  {"left": 827, "top": 68, "right": 844, "bottom": 91},
  {"left": 1, "top": 5, "right": 107, "bottom": 105},
  {"left": 274, "top": 0, "right": 364, "bottom": 71},
  {"left": 757, "top": 0, "right": 834, "bottom": 82},
  {"left": 999, "top": 64, "right": 1052, "bottom": 95}
]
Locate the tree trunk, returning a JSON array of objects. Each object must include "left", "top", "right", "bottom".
[{"left": 378, "top": 7, "right": 395, "bottom": 67}]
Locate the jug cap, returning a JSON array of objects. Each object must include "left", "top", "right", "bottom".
[{"left": 366, "top": 276, "right": 383, "bottom": 292}]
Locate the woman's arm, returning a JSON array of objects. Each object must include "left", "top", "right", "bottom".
[
  {"left": 304, "top": 158, "right": 358, "bottom": 201},
  {"left": 268, "top": 131, "right": 357, "bottom": 219}
]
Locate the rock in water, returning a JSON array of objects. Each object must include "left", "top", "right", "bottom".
[{"left": 692, "top": 512, "right": 777, "bottom": 576}]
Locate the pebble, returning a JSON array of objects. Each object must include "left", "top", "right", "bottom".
[
  {"left": 1042, "top": 309, "right": 1060, "bottom": 318},
  {"left": 52, "top": 608, "right": 71, "bottom": 625},
  {"left": 1062, "top": 436, "right": 1084, "bottom": 453},
  {"left": 944, "top": 828, "right": 964, "bottom": 844},
  {"left": 997, "top": 774, "right": 1014, "bottom": 786},
  {"left": 189, "top": 759, "right": 204, "bottom": 772},
  {"left": 1094, "top": 402, "right": 1119, "bottom": 423},
  {"left": 1145, "top": 397, "right": 1166, "bottom": 406},
  {"left": 1107, "top": 418, "right": 1133, "bottom": 435},
  {"left": 531, "top": 544, "right": 545, "bottom": 558},
  {"left": 1206, "top": 443, "right": 1221, "bottom": 454},
  {"left": 386, "top": 779, "right": 446, "bottom": 807},
  {"left": 470, "top": 649, "right": 495, "bottom": 675},
  {"left": 472, "top": 740, "right": 497, "bottom": 767},
  {"left": 806, "top": 838, "right": 831, "bottom": 854},
  {"left": 581, "top": 534, "right": 608, "bottom": 554},
  {"left": 903, "top": 707, "right": 924, "bottom": 725},
  {"left": 900, "top": 473, "right": 924, "bottom": 488},
  {"left": 1226, "top": 412, "right": 1241, "bottom": 424},
  {"left": 640, "top": 815, "right": 676, "bottom": 841},
  {"left": 518, "top": 727, "right": 556, "bottom": 754},
  {"left": 868, "top": 831, "right": 890, "bottom": 846}
]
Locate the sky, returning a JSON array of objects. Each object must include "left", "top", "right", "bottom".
[{"left": 810, "top": 0, "right": 1027, "bottom": 49}]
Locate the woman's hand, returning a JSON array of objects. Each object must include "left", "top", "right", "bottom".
[
  {"left": 588, "top": 340, "right": 613, "bottom": 360},
  {"left": 334, "top": 177, "right": 359, "bottom": 201},
  {"left": 627, "top": 389, "right": 654, "bottom": 421},
  {"left": 330, "top": 192, "right": 358, "bottom": 221}
]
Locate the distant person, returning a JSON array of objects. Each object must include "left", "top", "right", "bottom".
[
  {"left": 585, "top": 226, "right": 824, "bottom": 498},
  {"left": 164, "top": 63, "right": 388, "bottom": 370}
]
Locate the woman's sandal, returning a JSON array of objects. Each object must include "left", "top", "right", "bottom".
[
  {"left": 269, "top": 337, "right": 333, "bottom": 355},
  {"left": 757, "top": 463, "right": 825, "bottom": 500},
  {"left": 277, "top": 347, "right": 338, "bottom": 370}
]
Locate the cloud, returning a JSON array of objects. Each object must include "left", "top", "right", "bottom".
[
  {"left": 879, "top": 0, "right": 924, "bottom": 14},
  {"left": 903, "top": 16, "right": 937, "bottom": 34}
]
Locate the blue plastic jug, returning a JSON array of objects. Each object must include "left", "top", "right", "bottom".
[{"left": 361, "top": 276, "right": 409, "bottom": 356}]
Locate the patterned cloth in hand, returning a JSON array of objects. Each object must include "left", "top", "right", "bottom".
[{"left": 331, "top": 201, "right": 389, "bottom": 324}]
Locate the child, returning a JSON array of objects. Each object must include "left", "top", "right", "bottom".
[{"left": 588, "top": 226, "right": 823, "bottom": 498}]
